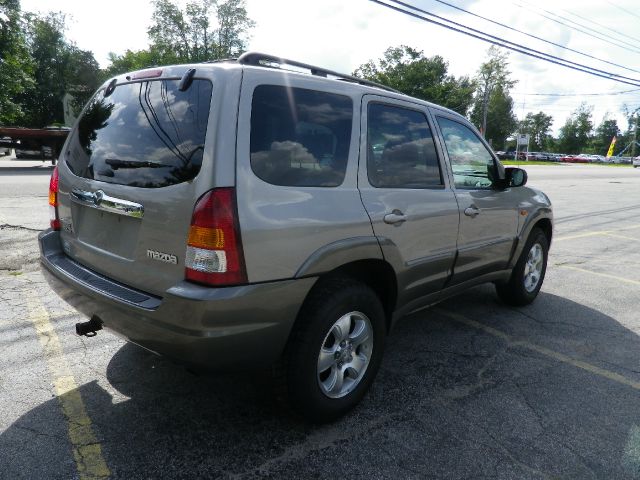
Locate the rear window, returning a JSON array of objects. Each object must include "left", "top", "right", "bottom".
[
  {"left": 250, "top": 85, "right": 353, "bottom": 187},
  {"left": 66, "top": 79, "right": 212, "bottom": 188}
]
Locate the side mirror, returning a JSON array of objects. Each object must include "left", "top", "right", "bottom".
[{"left": 505, "top": 167, "right": 527, "bottom": 187}]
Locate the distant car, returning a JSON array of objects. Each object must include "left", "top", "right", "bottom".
[
  {"left": 0, "top": 137, "right": 11, "bottom": 156},
  {"left": 633, "top": 157, "right": 640, "bottom": 168},
  {"left": 15, "top": 147, "right": 52, "bottom": 160}
]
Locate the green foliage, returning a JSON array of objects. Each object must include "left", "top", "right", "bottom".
[
  {"left": 102, "top": 49, "right": 164, "bottom": 79},
  {"left": 590, "top": 117, "right": 620, "bottom": 155},
  {"left": 0, "top": 0, "right": 35, "bottom": 125},
  {"left": 353, "top": 45, "right": 476, "bottom": 115},
  {"left": 471, "top": 46, "right": 517, "bottom": 147},
  {"left": 470, "top": 84, "right": 517, "bottom": 149},
  {"left": 17, "top": 12, "right": 100, "bottom": 127},
  {"left": 105, "top": 0, "right": 254, "bottom": 76},
  {"left": 558, "top": 103, "right": 594, "bottom": 154},
  {"left": 148, "top": 0, "right": 253, "bottom": 63},
  {"left": 518, "top": 111, "right": 554, "bottom": 151},
  {"left": 0, "top": 6, "right": 101, "bottom": 128}
]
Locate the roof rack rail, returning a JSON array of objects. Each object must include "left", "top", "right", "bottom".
[{"left": 237, "top": 52, "right": 401, "bottom": 94}]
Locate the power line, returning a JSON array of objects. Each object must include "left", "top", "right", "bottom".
[
  {"left": 369, "top": 0, "right": 640, "bottom": 87},
  {"left": 603, "top": 0, "right": 640, "bottom": 22},
  {"left": 559, "top": 7, "right": 640, "bottom": 46},
  {"left": 513, "top": 88, "right": 640, "bottom": 97},
  {"left": 518, "top": 0, "right": 640, "bottom": 53},
  {"left": 513, "top": 1, "right": 640, "bottom": 56},
  {"left": 429, "top": 0, "right": 640, "bottom": 76}
]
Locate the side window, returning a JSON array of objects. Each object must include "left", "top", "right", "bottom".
[
  {"left": 250, "top": 85, "right": 353, "bottom": 187},
  {"left": 367, "top": 103, "right": 443, "bottom": 188},
  {"left": 435, "top": 117, "right": 496, "bottom": 189}
]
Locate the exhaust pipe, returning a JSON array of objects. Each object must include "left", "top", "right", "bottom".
[{"left": 75, "top": 315, "right": 103, "bottom": 337}]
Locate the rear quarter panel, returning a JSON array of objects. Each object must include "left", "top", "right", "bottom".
[{"left": 236, "top": 69, "right": 377, "bottom": 282}]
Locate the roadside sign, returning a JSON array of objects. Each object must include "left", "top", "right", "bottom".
[{"left": 516, "top": 133, "right": 530, "bottom": 146}]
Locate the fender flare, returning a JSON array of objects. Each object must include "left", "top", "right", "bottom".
[
  {"left": 294, "top": 236, "right": 386, "bottom": 278},
  {"left": 509, "top": 208, "right": 553, "bottom": 268}
]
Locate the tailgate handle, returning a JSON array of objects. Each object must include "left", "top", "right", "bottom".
[{"left": 70, "top": 189, "right": 144, "bottom": 218}]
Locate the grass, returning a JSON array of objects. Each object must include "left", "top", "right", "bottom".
[
  {"left": 501, "top": 160, "right": 633, "bottom": 167},
  {"left": 501, "top": 160, "right": 562, "bottom": 166}
]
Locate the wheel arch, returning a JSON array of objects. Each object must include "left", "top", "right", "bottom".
[
  {"left": 509, "top": 210, "right": 553, "bottom": 268},
  {"left": 297, "top": 256, "right": 398, "bottom": 332}
]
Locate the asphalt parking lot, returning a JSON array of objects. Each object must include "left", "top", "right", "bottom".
[{"left": 1, "top": 158, "right": 640, "bottom": 479}]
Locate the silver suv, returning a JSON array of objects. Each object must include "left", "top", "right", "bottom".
[{"left": 39, "top": 52, "right": 552, "bottom": 422}]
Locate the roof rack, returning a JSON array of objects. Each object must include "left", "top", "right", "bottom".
[{"left": 237, "top": 52, "right": 401, "bottom": 94}]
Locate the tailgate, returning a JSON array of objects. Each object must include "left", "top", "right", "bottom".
[{"left": 55, "top": 75, "right": 213, "bottom": 296}]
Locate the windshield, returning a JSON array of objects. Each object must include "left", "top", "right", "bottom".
[{"left": 66, "top": 78, "right": 212, "bottom": 188}]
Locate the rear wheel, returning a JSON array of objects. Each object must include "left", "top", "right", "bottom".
[
  {"left": 496, "top": 228, "right": 549, "bottom": 306},
  {"left": 284, "top": 277, "right": 386, "bottom": 423}
]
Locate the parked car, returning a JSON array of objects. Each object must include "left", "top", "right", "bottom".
[
  {"left": 15, "top": 147, "right": 52, "bottom": 159},
  {"left": 633, "top": 156, "right": 640, "bottom": 168},
  {"left": 0, "top": 137, "right": 11, "bottom": 156},
  {"left": 39, "top": 53, "right": 553, "bottom": 422}
]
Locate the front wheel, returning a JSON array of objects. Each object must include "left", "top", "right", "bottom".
[
  {"left": 284, "top": 277, "right": 386, "bottom": 423},
  {"left": 496, "top": 228, "right": 549, "bottom": 306}
]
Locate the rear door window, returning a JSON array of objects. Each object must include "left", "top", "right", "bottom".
[
  {"left": 66, "top": 79, "right": 212, "bottom": 188},
  {"left": 250, "top": 85, "right": 353, "bottom": 187}
]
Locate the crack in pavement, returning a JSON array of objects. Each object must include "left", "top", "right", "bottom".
[{"left": 0, "top": 223, "right": 43, "bottom": 232}]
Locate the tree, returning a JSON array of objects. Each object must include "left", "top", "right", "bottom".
[
  {"left": 472, "top": 46, "right": 516, "bottom": 139},
  {"left": 590, "top": 116, "right": 620, "bottom": 155},
  {"left": 0, "top": 0, "right": 34, "bottom": 125},
  {"left": 102, "top": 49, "right": 164, "bottom": 79},
  {"left": 146, "top": 0, "right": 254, "bottom": 65},
  {"left": 518, "top": 111, "right": 554, "bottom": 151},
  {"left": 354, "top": 45, "right": 476, "bottom": 115},
  {"left": 558, "top": 103, "right": 593, "bottom": 154},
  {"left": 470, "top": 84, "right": 517, "bottom": 149},
  {"left": 19, "top": 12, "right": 100, "bottom": 127}
]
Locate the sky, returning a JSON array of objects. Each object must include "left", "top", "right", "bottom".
[{"left": 20, "top": 0, "right": 640, "bottom": 141}]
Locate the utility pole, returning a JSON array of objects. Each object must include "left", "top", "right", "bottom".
[{"left": 633, "top": 114, "right": 638, "bottom": 158}]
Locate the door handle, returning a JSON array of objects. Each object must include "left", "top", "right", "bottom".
[
  {"left": 384, "top": 210, "right": 407, "bottom": 225},
  {"left": 464, "top": 206, "right": 481, "bottom": 218}
]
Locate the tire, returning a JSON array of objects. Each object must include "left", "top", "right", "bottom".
[
  {"left": 496, "top": 228, "right": 549, "bottom": 306},
  {"left": 283, "top": 277, "right": 386, "bottom": 423}
]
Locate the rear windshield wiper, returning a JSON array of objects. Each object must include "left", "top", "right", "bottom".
[{"left": 105, "top": 158, "right": 173, "bottom": 169}]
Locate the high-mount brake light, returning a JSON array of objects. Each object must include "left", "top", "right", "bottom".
[
  {"left": 49, "top": 166, "right": 60, "bottom": 230},
  {"left": 129, "top": 69, "right": 163, "bottom": 80},
  {"left": 185, "top": 188, "right": 247, "bottom": 287}
]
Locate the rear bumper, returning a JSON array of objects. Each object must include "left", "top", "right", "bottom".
[{"left": 39, "top": 230, "right": 317, "bottom": 370}]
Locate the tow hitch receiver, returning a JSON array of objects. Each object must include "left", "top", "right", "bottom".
[{"left": 75, "top": 316, "right": 103, "bottom": 337}]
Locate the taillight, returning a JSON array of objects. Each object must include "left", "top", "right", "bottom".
[
  {"left": 49, "top": 166, "right": 60, "bottom": 230},
  {"left": 185, "top": 188, "right": 247, "bottom": 286}
]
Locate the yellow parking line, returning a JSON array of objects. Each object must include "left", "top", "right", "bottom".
[
  {"left": 559, "top": 265, "right": 640, "bottom": 286},
  {"left": 555, "top": 224, "right": 640, "bottom": 242},
  {"left": 554, "top": 231, "right": 609, "bottom": 242},
  {"left": 438, "top": 309, "right": 640, "bottom": 391},
  {"left": 603, "top": 233, "right": 637, "bottom": 241},
  {"left": 618, "top": 224, "right": 640, "bottom": 232},
  {"left": 26, "top": 293, "right": 110, "bottom": 480}
]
